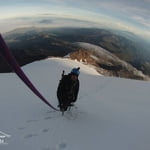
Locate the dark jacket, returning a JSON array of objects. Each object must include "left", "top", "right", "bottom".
[{"left": 57, "top": 74, "right": 79, "bottom": 106}]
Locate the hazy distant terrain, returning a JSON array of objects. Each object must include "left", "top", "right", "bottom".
[{"left": 1, "top": 27, "right": 150, "bottom": 80}]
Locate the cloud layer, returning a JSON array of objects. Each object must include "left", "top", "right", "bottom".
[{"left": 0, "top": 0, "right": 150, "bottom": 39}]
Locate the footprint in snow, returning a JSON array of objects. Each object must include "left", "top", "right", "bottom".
[
  {"left": 18, "top": 127, "right": 25, "bottom": 130},
  {"left": 46, "top": 110, "right": 56, "bottom": 114},
  {"left": 42, "top": 147, "right": 50, "bottom": 150},
  {"left": 42, "top": 142, "right": 67, "bottom": 150},
  {"left": 24, "top": 134, "right": 38, "bottom": 139},
  {"left": 58, "top": 142, "right": 67, "bottom": 150},
  {"left": 42, "top": 128, "right": 49, "bottom": 133},
  {"left": 26, "top": 119, "right": 38, "bottom": 123},
  {"left": 44, "top": 116, "right": 54, "bottom": 120}
]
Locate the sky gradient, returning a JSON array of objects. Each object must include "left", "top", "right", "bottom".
[{"left": 0, "top": 0, "right": 150, "bottom": 40}]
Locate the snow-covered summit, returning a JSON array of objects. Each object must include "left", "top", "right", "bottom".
[{"left": 0, "top": 57, "right": 150, "bottom": 150}]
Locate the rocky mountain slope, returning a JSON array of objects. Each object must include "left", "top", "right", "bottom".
[
  {"left": 1, "top": 27, "right": 150, "bottom": 80},
  {"left": 69, "top": 42, "right": 148, "bottom": 80}
]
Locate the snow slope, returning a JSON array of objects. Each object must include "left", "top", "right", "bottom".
[{"left": 0, "top": 57, "right": 150, "bottom": 150}]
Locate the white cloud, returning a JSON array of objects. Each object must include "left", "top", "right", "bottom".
[
  {"left": 116, "top": 22, "right": 131, "bottom": 30},
  {"left": 132, "top": 16, "right": 150, "bottom": 28},
  {"left": 0, "top": 0, "right": 150, "bottom": 39}
]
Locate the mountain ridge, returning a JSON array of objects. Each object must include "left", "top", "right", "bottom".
[
  {"left": 1, "top": 27, "right": 150, "bottom": 80},
  {"left": 69, "top": 42, "right": 148, "bottom": 80}
]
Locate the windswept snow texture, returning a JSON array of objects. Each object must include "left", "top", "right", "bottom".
[{"left": 0, "top": 57, "right": 150, "bottom": 150}]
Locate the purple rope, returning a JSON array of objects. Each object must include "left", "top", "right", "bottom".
[{"left": 0, "top": 34, "right": 59, "bottom": 111}]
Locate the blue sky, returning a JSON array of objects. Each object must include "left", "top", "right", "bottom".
[{"left": 0, "top": 0, "right": 150, "bottom": 39}]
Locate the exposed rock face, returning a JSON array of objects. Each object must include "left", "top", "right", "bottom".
[
  {"left": 70, "top": 42, "right": 149, "bottom": 80},
  {"left": 1, "top": 27, "right": 150, "bottom": 80}
]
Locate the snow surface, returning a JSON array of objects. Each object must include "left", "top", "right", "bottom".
[{"left": 0, "top": 57, "right": 150, "bottom": 150}]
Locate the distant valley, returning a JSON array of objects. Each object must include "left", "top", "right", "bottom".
[{"left": 1, "top": 27, "right": 150, "bottom": 80}]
